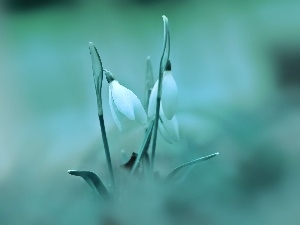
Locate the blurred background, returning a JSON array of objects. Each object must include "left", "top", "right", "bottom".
[{"left": 1, "top": 0, "right": 300, "bottom": 224}]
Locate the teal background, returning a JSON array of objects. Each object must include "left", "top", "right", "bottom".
[{"left": 1, "top": 0, "right": 300, "bottom": 224}]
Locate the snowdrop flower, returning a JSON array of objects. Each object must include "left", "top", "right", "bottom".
[
  {"left": 105, "top": 71, "right": 147, "bottom": 132},
  {"left": 158, "top": 107, "right": 180, "bottom": 144},
  {"left": 148, "top": 60, "right": 177, "bottom": 120}
]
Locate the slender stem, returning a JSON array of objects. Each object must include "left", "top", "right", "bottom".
[
  {"left": 98, "top": 114, "right": 116, "bottom": 190},
  {"left": 142, "top": 126, "right": 152, "bottom": 177},
  {"left": 143, "top": 57, "right": 154, "bottom": 175},
  {"left": 150, "top": 99, "right": 160, "bottom": 172},
  {"left": 131, "top": 120, "right": 154, "bottom": 174},
  {"left": 166, "top": 21, "right": 170, "bottom": 63},
  {"left": 142, "top": 151, "right": 150, "bottom": 178},
  {"left": 150, "top": 15, "right": 170, "bottom": 173},
  {"left": 143, "top": 129, "right": 152, "bottom": 154}
]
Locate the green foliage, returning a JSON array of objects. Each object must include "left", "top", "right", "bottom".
[{"left": 67, "top": 170, "right": 110, "bottom": 200}]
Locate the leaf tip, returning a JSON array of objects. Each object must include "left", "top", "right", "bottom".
[
  {"left": 89, "top": 42, "right": 94, "bottom": 47},
  {"left": 67, "top": 170, "right": 77, "bottom": 175}
]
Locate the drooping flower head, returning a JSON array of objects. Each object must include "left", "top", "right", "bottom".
[
  {"left": 146, "top": 60, "right": 179, "bottom": 143},
  {"left": 105, "top": 71, "right": 147, "bottom": 132},
  {"left": 148, "top": 60, "right": 178, "bottom": 120}
]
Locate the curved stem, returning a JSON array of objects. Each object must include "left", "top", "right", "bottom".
[
  {"left": 131, "top": 120, "right": 154, "bottom": 174},
  {"left": 150, "top": 15, "right": 170, "bottom": 173}
]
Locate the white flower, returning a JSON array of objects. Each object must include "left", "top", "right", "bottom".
[
  {"left": 148, "top": 67, "right": 177, "bottom": 120},
  {"left": 108, "top": 79, "right": 147, "bottom": 132},
  {"left": 158, "top": 107, "right": 180, "bottom": 144}
]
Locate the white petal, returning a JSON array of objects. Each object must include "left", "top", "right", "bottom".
[
  {"left": 110, "top": 81, "right": 135, "bottom": 120},
  {"left": 110, "top": 80, "right": 147, "bottom": 129},
  {"left": 162, "top": 71, "right": 177, "bottom": 119},
  {"left": 148, "top": 80, "right": 158, "bottom": 119},
  {"left": 109, "top": 88, "right": 124, "bottom": 131},
  {"left": 130, "top": 93, "right": 147, "bottom": 124},
  {"left": 160, "top": 107, "right": 180, "bottom": 142},
  {"left": 158, "top": 121, "right": 174, "bottom": 144}
]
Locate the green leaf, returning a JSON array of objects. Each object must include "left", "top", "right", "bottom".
[
  {"left": 68, "top": 170, "right": 110, "bottom": 200},
  {"left": 146, "top": 56, "right": 155, "bottom": 92},
  {"left": 165, "top": 152, "right": 219, "bottom": 181},
  {"left": 89, "top": 42, "right": 104, "bottom": 115},
  {"left": 145, "top": 56, "right": 154, "bottom": 110}
]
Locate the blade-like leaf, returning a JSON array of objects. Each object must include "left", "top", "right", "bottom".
[
  {"left": 165, "top": 152, "right": 219, "bottom": 181},
  {"left": 146, "top": 56, "right": 154, "bottom": 92},
  {"left": 68, "top": 170, "right": 109, "bottom": 200},
  {"left": 89, "top": 42, "right": 104, "bottom": 115},
  {"left": 131, "top": 120, "right": 154, "bottom": 174},
  {"left": 145, "top": 56, "right": 154, "bottom": 110},
  {"left": 89, "top": 44, "right": 116, "bottom": 191}
]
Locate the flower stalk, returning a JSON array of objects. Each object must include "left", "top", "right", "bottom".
[{"left": 150, "top": 15, "right": 171, "bottom": 173}]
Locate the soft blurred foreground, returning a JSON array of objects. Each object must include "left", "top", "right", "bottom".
[{"left": 1, "top": 0, "right": 300, "bottom": 224}]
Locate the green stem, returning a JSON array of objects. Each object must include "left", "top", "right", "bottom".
[
  {"left": 150, "top": 99, "right": 160, "bottom": 172},
  {"left": 131, "top": 120, "right": 154, "bottom": 174},
  {"left": 98, "top": 114, "right": 116, "bottom": 190},
  {"left": 150, "top": 15, "right": 170, "bottom": 173}
]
